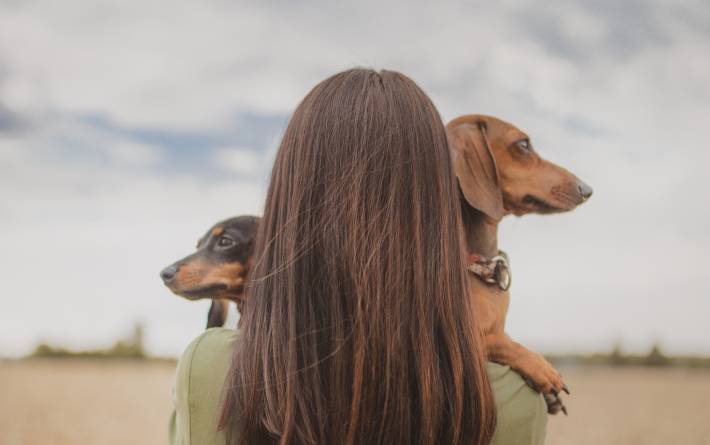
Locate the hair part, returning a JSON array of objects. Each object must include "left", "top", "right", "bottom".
[{"left": 220, "top": 68, "right": 496, "bottom": 445}]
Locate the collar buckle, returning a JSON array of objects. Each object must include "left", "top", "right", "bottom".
[{"left": 467, "top": 250, "right": 512, "bottom": 291}]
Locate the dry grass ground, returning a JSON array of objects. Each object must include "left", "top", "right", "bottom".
[
  {"left": 1, "top": 360, "right": 709, "bottom": 444},
  {"left": 0, "top": 359, "right": 175, "bottom": 445},
  {"left": 546, "top": 366, "right": 710, "bottom": 445}
]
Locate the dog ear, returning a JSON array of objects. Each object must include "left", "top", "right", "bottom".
[
  {"left": 206, "top": 299, "right": 229, "bottom": 328},
  {"left": 448, "top": 122, "right": 504, "bottom": 221}
]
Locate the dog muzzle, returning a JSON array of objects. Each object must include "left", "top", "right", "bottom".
[{"left": 467, "top": 250, "right": 512, "bottom": 291}]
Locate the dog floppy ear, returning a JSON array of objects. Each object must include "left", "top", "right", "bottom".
[
  {"left": 207, "top": 298, "right": 229, "bottom": 328},
  {"left": 448, "top": 122, "right": 504, "bottom": 221}
]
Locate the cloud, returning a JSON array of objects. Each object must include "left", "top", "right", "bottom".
[
  {"left": 0, "top": 0, "right": 708, "bottom": 357},
  {"left": 212, "top": 147, "right": 263, "bottom": 175},
  {"left": 108, "top": 141, "right": 163, "bottom": 166},
  {"left": 0, "top": 103, "right": 24, "bottom": 131}
]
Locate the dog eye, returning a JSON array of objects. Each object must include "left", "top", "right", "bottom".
[
  {"left": 517, "top": 139, "right": 531, "bottom": 152},
  {"left": 217, "top": 236, "right": 236, "bottom": 248}
]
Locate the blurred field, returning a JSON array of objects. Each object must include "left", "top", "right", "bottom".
[
  {"left": 1, "top": 360, "right": 709, "bottom": 444},
  {"left": 546, "top": 366, "right": 710, "bottom": 445},
  {"left": 0, "top": 359, "right": 175, "bottom": 445}
]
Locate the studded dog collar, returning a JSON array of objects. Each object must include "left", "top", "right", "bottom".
[{"left": 467, "top": 250, "right": 512, "bottom": 291}]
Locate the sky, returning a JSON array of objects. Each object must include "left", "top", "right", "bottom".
[{"left": 0, "top": 0, "right": 708, "bottom": 358}]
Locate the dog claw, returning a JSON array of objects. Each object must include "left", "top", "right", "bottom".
[
  {"left": 562, "top": 384, "right": 570, "bottom": 395},
  {"left": 542, "top": 389, "right": 569, "bottom": 416}
]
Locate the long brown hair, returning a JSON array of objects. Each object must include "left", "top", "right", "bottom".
[{"left": 220, "top": 68, "right": 496, "bottom": 445}]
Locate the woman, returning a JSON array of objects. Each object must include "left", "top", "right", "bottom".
[{"left": 170, "top": 69, "right": 546, "bottom": 445}]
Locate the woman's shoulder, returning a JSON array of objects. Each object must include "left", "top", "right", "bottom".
[
  {"left": 172, "top": 328, "right": 238, "bottom": 445},
  {"left": 486, "top": 362, "right": 548, "bottom": 445},
  {"left": 176, "top": 327, "right": 237, "bottom": 402},
  {"left": 178, "top": 327, "right": 237, "bottom": 376},
  {"left": 170, "top": 331, "right": 546, "bottom": 445}
]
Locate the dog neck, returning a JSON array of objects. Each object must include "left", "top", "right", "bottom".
[
  {"left": 461, "top": 205, "right": 499, "bottom": 258},
  {"left": 461, "top": 204, "right": 512, "bottom": 291}
]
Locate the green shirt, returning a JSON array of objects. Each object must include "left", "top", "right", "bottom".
[{"left": 169, "top": 328, "right": 547, "bottom": 444}]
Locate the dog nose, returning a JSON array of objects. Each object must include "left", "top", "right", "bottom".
[
  {"left": 160, "top": 264, "right": 179, "bottom": 282},
  {"left": 577, "top": 181, "right": 593, "bottom": 201}
]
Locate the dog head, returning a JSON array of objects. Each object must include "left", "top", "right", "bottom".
[
  {"left": 447, "top": 114, "right": 592, "bottom": 220},
  {"left": 160, "top": 215, "right": 259, "bottom": 303}
]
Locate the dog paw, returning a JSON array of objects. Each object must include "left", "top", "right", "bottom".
[
  {"left": 522, "top": 375, "right": 570, "bottom": 415},
  {"left": 513, "top": 351, "right": 570, "bottom": 414},
  {"left": 542, "top": 388, "right": 569, "bottom": 415}
]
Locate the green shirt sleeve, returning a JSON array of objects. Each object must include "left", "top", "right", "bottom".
[
  {"left": 487, "top": 362, "right": 548, "bottom": 444},
  {"left": 170, "top": 328, "right": 236, "bottom": 445},
  {"left": 169, "top": 329, "right": 547, "bottom": 445}
]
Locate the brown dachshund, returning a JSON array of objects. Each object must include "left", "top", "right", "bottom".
[
  {"left": 447, "top": 114, "right": 593, "bottom": 414},
  {"left": 160, "top": 216, "right": 259, "bottom": 328}
]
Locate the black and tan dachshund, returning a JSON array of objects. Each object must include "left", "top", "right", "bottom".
[{"left": 160, "top": 215, "right": 259, "bottom": 328}]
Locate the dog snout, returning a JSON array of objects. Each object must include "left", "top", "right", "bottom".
[
  {"left": 577, "top": 180, "right": 593, "bottom": 202},
  {"left": 160, "top": 264, "right": 179, "bottom": 283}
]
